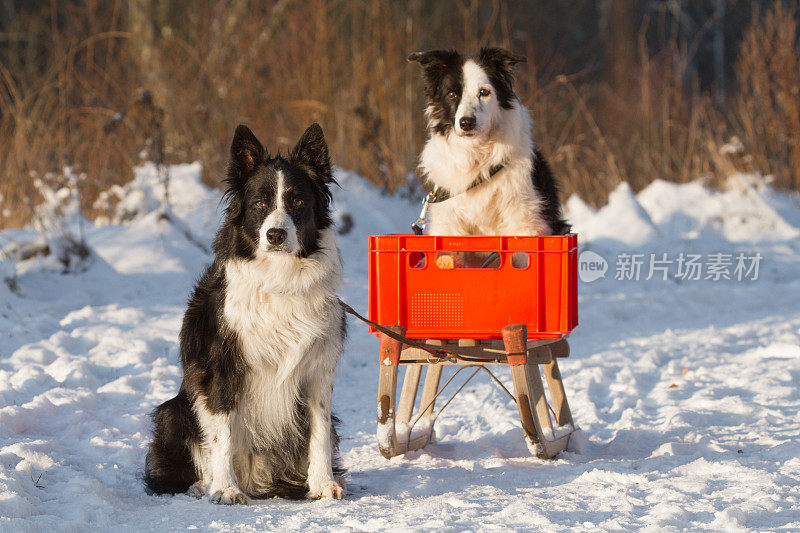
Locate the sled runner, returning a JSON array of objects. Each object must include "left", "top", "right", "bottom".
[{"left": 364, "top": 234, "right": 578, "bottom": 459}]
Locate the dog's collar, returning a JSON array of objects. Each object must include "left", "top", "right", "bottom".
[
  {"left": 411, "top": 163, "right": 505, "bottom": 235},
  {"left": 426, "top": 163, "right": 505, "bottom": 204}
]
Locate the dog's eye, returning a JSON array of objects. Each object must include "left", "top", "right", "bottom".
[
  {"left": 447, "top": 91, "right": 458, "bottom": 100},
  {"left": 479, "top": 88, "right": 491, "bottom": 97},
  {"left": 254, "top": 200, "right": 266, "bottom": 208},
  {"left": 292, "top": 198, "right": 304, "bottom": 209}
]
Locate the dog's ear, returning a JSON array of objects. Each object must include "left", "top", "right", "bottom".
[
  {"left": 408, "top": 50, "right": 462, "bottom": 103},
  {"left": 229, "top": 125, "right": 265, "bottom": 179},
  {"left": 224, "top": 125, "right": 265, "bottom": 220},
  {"left": 291, "top": 123, "right": 334, "bottom": 183},
  {"left": 407, "top": 49, "right": 458, "bottom": 69},
  {"left": 477, "top": 47, "right": 526, "bottom": 74}
]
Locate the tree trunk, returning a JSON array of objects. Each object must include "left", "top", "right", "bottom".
[
  {"left": 713, "top": 0, "right": 726, "bottom": 106},
  {"left": 606, "top": 0, "right": 637, "bottom": 96},
  {"left": 128, "top": 0, "right": 165, "bottom": 106}
]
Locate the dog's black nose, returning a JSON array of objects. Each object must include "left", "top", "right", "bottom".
[
  {"left": 459, "top": 116, "right": 476, "bottom": 132},
  {"left": 266, "top": 228, "right": 287, "bottom": 245}
]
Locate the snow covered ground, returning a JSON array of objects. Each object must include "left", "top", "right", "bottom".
[{"left": 0, "top": 164, "right": 799, "bottom": 531}]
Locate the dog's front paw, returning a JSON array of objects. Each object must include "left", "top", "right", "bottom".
[
  {"left": 209, "top": 486, "right": 248, "bottom": 505},
  {"left": 307, "top": 479, "right": 345, "bottom": 500},
  {"left": 187, "top": 481, "right": 207, "bottom": 499}
]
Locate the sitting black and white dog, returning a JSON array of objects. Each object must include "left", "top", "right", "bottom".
[
  {"left": 144, "top": 123, "right": 346, "bottom": 503},
  {"left": 409, "top": 47, "right": 569, "bottom": 249}
]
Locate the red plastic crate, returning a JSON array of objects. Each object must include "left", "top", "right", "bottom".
[{"left": 367, "top": 234, "right": 578, "bottom": 339}]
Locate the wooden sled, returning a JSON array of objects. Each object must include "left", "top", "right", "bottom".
[{"left": 376, "top": 323, "right": 575, "bottom": 459}]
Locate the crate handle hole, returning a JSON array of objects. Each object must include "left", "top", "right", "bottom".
[
  {"left": 435, "top": 252, "right": 501, "bottom": 269},
  {"left": 511, "top": 252, "right": 530, "bottom": 269},
  {"left": 409, "top": 252, "right": 426, "bottom": 269}
]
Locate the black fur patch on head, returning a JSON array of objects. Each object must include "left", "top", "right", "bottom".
[
  {"left": 408, "top": 49, "right": 465, "bottom": 135},
  {"left": 476, "top": 47, "right": 526, "bottom": 110},
  {"left": 288, "top": 123, "right": 336, "bottom": 256},
  {"left": 215, "top": 123, "right": 336, "bottom": 260},
  {"left": 409, "top": 47, "right": 526, "bottom": 133},
  {"left": 224, "top": 125, "right": 268, "bottom": 222},
  {"left": 229, "top": 125, "right": 265, "bottom": 182}
]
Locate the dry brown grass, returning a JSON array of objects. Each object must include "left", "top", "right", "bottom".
[
  {"left": 733, "top": 0, "right": 800, "bottom": 193},
  {"left": 0, "top": 1, "right": 798, "bottom": 229}
]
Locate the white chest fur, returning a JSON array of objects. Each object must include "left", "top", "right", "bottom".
[
  {"left": 221, "top": 243, "right": 343, "bottom": 449},
  {"left": 224, "top": 258, "right": 338, "bottom": 368},
  {"left": 420, "top": 101, "right": 551, "bottom": 236}
]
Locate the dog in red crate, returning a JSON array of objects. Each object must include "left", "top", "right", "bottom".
[{"left": 408, "top": 48, "right": 569, "bottom": 268}]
